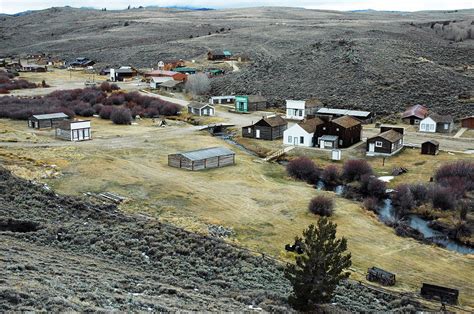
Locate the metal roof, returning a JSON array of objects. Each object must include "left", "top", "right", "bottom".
[
  {"left": 317, "top": 107, "right": 371, "bottom": 117},
  {"left": 178, "top": 147, "right": 235, "bottom": 161},
  {"left": 151, "top": 76, "right": 173, "bottom": 83},
  {"left": 320, "top": 135, "right": 339, "bottom": 141},
  {"left": 160, "top": 80, "right": 183, "bottom": 88},
  {"left": 31, "top": 112, "right": 68, "bottom": 120}
]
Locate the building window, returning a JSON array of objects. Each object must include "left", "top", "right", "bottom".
[
  {"left": 248, "top": 127, "right": 251, "bottom": 133},
  {"left": 375, "top": 141, "right": 383, "bottom": 147},
  {"left": 288, "top": 136, "right": 292, "bottom": 143},
  {"left": 414, "top": 119, "right": 420, "bottom": 124},
  {"left": 339, "top": 140, "right": 342, "bottom": 145},
  {"left": 444, "top": 123, "right": 448, "bottom": 130},
  {"left": 323, "top": 127, "right": 326, "bottom": 130},
  {"left": 391, "top": 143, "right": 395, "bottom": 150},
  {"left": 298, "top": 109, "right": 303, "bottom": 117},
  {"left": 300, "top": 136, "right": 304, "bottom": 144},
  {"left": 336, "top": 128, "right": 339, "bottom": 131}
]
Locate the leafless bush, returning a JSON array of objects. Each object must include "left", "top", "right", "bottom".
[
  {"left": 286, "top": 157, "right": 320, "bottom": 184},
  {"left": 342, "top": 159, "right": 373, "bottom": 182},
  {"left": 321, "top": 165, "right": 341, "bottom": 186},
  {"left": 185, "top": 73, "right": 211, "bottom": 96},
  {"left": 308, "top": 196, "right": 334, "bottom": 217}
]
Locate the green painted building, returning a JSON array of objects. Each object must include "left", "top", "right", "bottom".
[
  {"left": 234, "top": 95, "right": 267, "bottom": 113},
  {"left": 173, "top": 67, "right": 197, "bottom": 74}
]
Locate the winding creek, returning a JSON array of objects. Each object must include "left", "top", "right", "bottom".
[
  {"left": 316, "top": 181, "right": 474, "bottom": 255},
  {"left": 215, "top": 134, "right": 473, "bottom": 255}
]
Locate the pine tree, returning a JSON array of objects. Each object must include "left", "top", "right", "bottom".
[{"left": 285, "top": 217, "right": 351, "bottom": 311}]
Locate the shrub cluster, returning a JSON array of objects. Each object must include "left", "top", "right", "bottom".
[
  {"left": 342, "top": 159, "right": 373, "bottom": 182},
  {"left": 286, "top": 157, "right": 319, "bottom": 184},
  {"left": 0, "top": 88, "right": 180, "bottom": 122},
  {"left": 0, "top": 71, "right": 37, "bottom": 94},
  {"left": 435, "top": 160, "right": 474, "bottom": 197},
  {"left": 359, "top": 175, "right": 386, "bottom": 199},
  {"left": 308, "top": 195, "right": 334, "bottom": 217},
  {"left": 110, "top": 107, "right": 132, "bottom": 125},
  {"left": 321, "top": 165, "right": 341, "bottom": 186}
]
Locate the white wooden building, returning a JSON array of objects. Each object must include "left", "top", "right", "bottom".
[
  {"left": 55, "top": 120, "right": 91, "bottom": 141},
  {"left": 283, "top": 117, "right": 324, "bottom": 147},
  {"left": 419, "top": 114, "right": 453, "bottom": 133},
  {"left": 149, "top": 76, "right": 173, "bottom": 89},
  {"left": 209, "top": 95, "right": 235, "bottom": 105},
  {"left": 285, "top": 100, "right": 319, "bottom": 120},
  {"left": 188, "top": 102, "right": 215, "bottom": 116}
]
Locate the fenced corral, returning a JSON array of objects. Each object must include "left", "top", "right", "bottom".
[{"left": 421, "top": 283, "right": 459, "bottom": 305}]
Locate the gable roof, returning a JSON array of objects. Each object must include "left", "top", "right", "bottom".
[
  {"left": 298, "top": 117, "right": 324, "bottom": 133},
  {"left": 178, "top": 147, "right": 235, "bottom": 161},
  {"left": 160, "top": 80, "right": 183, "bottom": 88},
  {"left": 151, "top": 76, "right": 173, "bottom": 83},
  {"left": 188, "top": 102, "right": 214, "bottom": 110},
  {"left": 331, "top": 115, "right": 361, "bottom": 128},
  {"left": 31, "top": 112, "right": 69, "bottom": 120},
  {"left": 259, "top": 115, "right": 287, "bottom": 127},
  {"left": 428, "top": 113, "right": 453, "bottom": 124},
  {"left": 460, "top": 115, "right": 474, "bottom": 121},
  {"left": 422, "top": 140, "right": 439, "bottom": 146},
  {"left": 402, "top": 104, "right": 428, "bottom": 119},
  {"left": 57, "top": 120, "right": 90, "bottom": 130},
  {"left": 373, "top": 129, "right": 403, "bottom": 143}
]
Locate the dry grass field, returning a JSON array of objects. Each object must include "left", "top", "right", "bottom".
[{"left": 0, "top": 116, "right": 473, "bottom": 308}]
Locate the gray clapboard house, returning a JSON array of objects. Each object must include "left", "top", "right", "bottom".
[{"left": 168, "top": 147, "right": 235, "bottom": 171}]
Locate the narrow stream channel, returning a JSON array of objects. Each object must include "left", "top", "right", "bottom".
[{"left": 316, "top": 181, "right": 473, "bottom": 254}]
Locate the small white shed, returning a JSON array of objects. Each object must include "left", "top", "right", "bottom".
[
  {"left": 419, "top": 117, "right": 437, "bottom": 133},
  {"left": 56, "top": 120, "right": 91, "bottom": 141}
]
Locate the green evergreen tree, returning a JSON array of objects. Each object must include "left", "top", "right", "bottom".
[{"left": 285, "top": 217, "right": 352, "bottom": 311}]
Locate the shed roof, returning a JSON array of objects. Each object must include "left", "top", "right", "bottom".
[
  {"left": 401, "top": 104, "right": 428, "bottom": 119},
  {"left": 146, "top": 70, "right": 179, "bottom": 76},
  {"left": 317, "top": 107, "right": 371, "bottom": 118},
  {"left": 173, "top": 67, "right": 196, "bottom": 72},
  {"left": 177, "top": 147, "right": 235, "bottom": 161},
  {"left": 320, "top": 135, "right": 339, "bottom": 141},
  {"left": 428, "top": 113, "right": 453, "bottom": 124},
  {"left": 298, "top": 117, "right": 324, "bottom": 133},
  {"left": 373, "top": 130, "right": 403, "bottom": 143},
  {"left": 331, "top": 115, "right": 361, "bottom": 128},
  {"left": 31, "top": 112, "right": 68, "bottom": 120},
  {"left": 460, "top": 115, "right": 474, "bottom": 121},
  {"left": 57, "top": 120, "right": 90, "bottom": 130}
]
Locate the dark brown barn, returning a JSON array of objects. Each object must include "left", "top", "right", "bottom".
[
  {"left": 366, "top": 130, "right": 404, "bottom": 156},
  {"left": 316, "top": 115, "right": 362, "bottom": 148},
  {"left": 28, "top": 112, "right": 69, "bottom": 129},
  {"left": 461, "top": 116, "right": 474, "bottom": 129},
  {"left": 421, "top": 140, "right": 439, "bottom": 155},
  {"left": 242, "top": 115, "right": 287, "bottom": 140}
]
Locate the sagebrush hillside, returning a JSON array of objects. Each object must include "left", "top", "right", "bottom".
[
  {"left": 0, "top": 168, "right": 422, "bottom": 311},
  {"left": 1, "top": 7, "right": 473, "bottom": 116}
]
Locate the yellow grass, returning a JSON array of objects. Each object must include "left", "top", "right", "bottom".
[{"left": 0, "top": 117, "right": 473, "bottom": 309}]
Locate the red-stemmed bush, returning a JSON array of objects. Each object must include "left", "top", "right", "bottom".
[
  {"left": 430, "top": 186, "right": 456, "bottom": 211},
  {"left": 391, "top": 184, "right": 415, "bottom": 217},
  {"left": 308, "top": 195, "right": 334, "bottom": 217},
  {"left": 363, "top": 197, "right": 379, "bottom": 212},
  {"left": 99, "top": 105, "right": 113, "bottom": 119},
  {"left": 359, "top": 175, "right": 386, "bottom": 199},
  {"left": 435, "top": 160, "right": 474, "bottom": 192},
  {"left": 286, "top": 157, "right": 320, "bottom": 184},
  {"left": 342, "top": 159, "right": 373, "bottom": 182},
  {"left": 408, "top": 184, "right": 429, "bottom": 205},
  {"left": 110, "top": 107, "right": 132, "bottom": 125},
  {"left": 321, "top": 165, "right": 341, "bottom": 186},
  {"left": 100, "top": 81, "right": 112, "bottom": 92}
]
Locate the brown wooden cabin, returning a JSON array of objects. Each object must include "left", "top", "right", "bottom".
[
  {"left": 28, "top": 112, "right": 69, "bottom": 129},
  {"left": 366, "top": 130, "right": 403, "bottom": 156},
  {"left": 242, "top": 115, "right": 287, "bottom": 140},
  {"left": 461, "top": 116, "right": 474, "bottom": 129},
  {"left": 168, "top": 147, "right": 235, "bottom": 171},
  {"left": 421, "top": 140, "right": 439, "bottom": 155},
  {"left": 316, "top": 115, "right": 362, "bottom": 148},
  {"left": 401, "top": 104, "right": 428, "bottom": 125}
]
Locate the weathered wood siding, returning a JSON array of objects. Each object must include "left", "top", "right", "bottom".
[
  {"left": 367, "top": 137, "right": 403, "bottom": 155},
  {"left": 421, "top": 142, "right": 439, "bottom": 155},
  {"left": 317, "top": 123, "right": 361, "bottom": 148},
  {"left": 168, "top": 154, "right": 235, "bottom": 171},
  {"left": 248, "top": 101, "right": 267, "bottom": 111},
  {"left": 242, "top": 125, "right": 287, "bottom": 140},
  {"left": 461, "top": 117, "right": 474, "bottom": 129}
]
